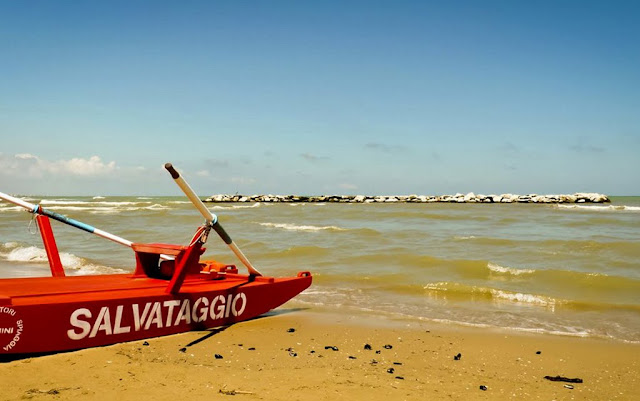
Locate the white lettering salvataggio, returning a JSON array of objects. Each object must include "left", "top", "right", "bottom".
[{"left": 67, "top": 294, "right": 247, "bottom": 341}]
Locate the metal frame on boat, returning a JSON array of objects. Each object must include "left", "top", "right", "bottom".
[{"left": 0, "top": 164, "right": 311, "bottom": 356}]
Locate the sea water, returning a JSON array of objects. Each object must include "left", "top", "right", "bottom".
[{"left": 1, "top": 196, "right": 639, "bottom": 342}]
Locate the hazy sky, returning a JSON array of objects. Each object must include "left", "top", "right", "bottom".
[{"left": 1, "top": 1, "right": 638, "bottom": 196}]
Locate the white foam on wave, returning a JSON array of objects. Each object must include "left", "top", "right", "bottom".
[
  {"left": 558, "top": 204, "right": 640, "bottom": 212},
  {"left": 587, "top": 272, "right": 609, "bottom": 277},
  {"left": 93, "top": 196, "right": 105, "bottom": 200},
  {"left": 0, "top": 244, "right": 125, "bottom": 275},
  {"left": 39, "top": 206, "right": 117, "bottom": 213},
  {"left": 88, "top": 207, "right": 128, "bottom": 214},
  {"left": 509, "top": 326, "right": 590, "bottom": 338},
  {"left": 16, "top": 202, "right": 172, "bottom": 214},
  {"left": 454, "top": 235, "right": 476, "bottom": 240},
  {"left": 39, "top": 200, "right": 151, "bottom": 207},
  {"left": 259, "top": 222, "right": 346, "bottom": 232},
  {"left": 212, "top": 203, "right": 262, "bottom": 210},
  {"left": 39, "top": 199, "right": 93, "bottom": 205},
  {"left": 490, "top": 289, "right": 555, "bottom": 307},
  {"left": 1, "top": 242, "right": 19, "bottom": 250},
  {"left": 5, "top": 245, "right": 84, "bottom": 266},
  {"left": 426, "top": 318, "right": 592, "bottom": 338},
  {"left": 94, "top": 201, "right": 151, "bottom": 206},
  {"left": 423, "top": 281, "right": 555, "bottom": 307},
  {"left": 87, "top": 203, "right": 169, "bottom": 213},
  {"left": 487, "top": 262, "right": 535, "bottom": 275},
  {"left": 144, "top": 203, "right": 170, "bottom": 210},
  {"left": 0, "top": 205, "right": 24, "bottom": 212}
]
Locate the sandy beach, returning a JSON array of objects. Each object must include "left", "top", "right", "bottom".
[{"left": 1, "top": 309, "right": 638, "bottom": 401}]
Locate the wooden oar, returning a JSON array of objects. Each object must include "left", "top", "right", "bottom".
[
  {"left": 164, "top": 163, "right": 263, "bottom": 276},
  {"left": 0, "top": 191, "right": 133, "bottom": 247}
]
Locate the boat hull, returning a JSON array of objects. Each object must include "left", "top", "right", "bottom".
[{"left": 0, "top": 272, "right": 311, "bottom": 356}]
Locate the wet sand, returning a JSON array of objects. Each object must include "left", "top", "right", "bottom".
[{"left": 1, "top": 310, "right": 638, "bottom": 400}]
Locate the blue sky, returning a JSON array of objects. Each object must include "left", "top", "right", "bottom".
[{"left": 1, "top": 1, "right": 638, "bottom": 196}]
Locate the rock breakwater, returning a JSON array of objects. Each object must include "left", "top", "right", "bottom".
[{"left": 203, "top": 193, "right": 610, "bottom": 204}]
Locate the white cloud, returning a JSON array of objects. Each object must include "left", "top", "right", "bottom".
[
  {"left": 0, "top": 153, "right": 117, "bottom": 177},
  {"left": 55, "top": 156, "right": 116, "bottom": 176},
  {"left": 15, "top": 153, "right": 38, "bottom": 160}
]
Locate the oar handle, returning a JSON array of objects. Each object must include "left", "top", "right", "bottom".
[
  {"left": 164, "top": 163, "right": 262, "bottom": 276},
  {"left": 0, "top": 191, "right": 34, "bottom": 211},
  {"left": 165, "top": 163, "right": 214, "bottom": 224}
]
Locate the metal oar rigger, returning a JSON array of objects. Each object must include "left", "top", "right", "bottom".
[{"left": 164, "top": 163, "right": 263, "bottom": 277}]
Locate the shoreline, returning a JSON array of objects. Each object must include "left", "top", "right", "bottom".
[
  {"left": 204, "top": 192, "right": 610, "bottom": 204},
  {"left": 1, "top": 309, "right": 638, "bottom": 400}
]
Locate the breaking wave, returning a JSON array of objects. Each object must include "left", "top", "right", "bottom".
[
  {"left": 453, "top": 236, "right": 517, "bottom": 246},
  {"left": 0, "top": 201, "right": 172, "bottom": 214},
  {"left": 423, "top": 282, "right": 559, "bottom": 307},
  {"left": 259, "top": 222, "right": 346, "bottom": 232},
  {"left": 557, "top": 204, "right": 640, "bottom": 212},
  {"left": 0, "top": 242, "right": 125, "bottom": 275},
  {"left": 487, "top": 262, "right": 535, "bottom": 275},
  {"left": 0, "top": 205, "right": 23, "bottom": 212},
  {"left": 211, "top": 203, "right": 262, "bottom": 210}
]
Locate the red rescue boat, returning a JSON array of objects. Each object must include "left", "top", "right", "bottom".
[{"left": 0, "top": 164, "right": 312, "bottom": 357}]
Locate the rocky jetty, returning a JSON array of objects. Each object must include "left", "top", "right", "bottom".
[{"left": 203, "top": 192, "right": 610, "bottom": 204}]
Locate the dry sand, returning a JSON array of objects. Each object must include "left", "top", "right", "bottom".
[{"left": 1, "top": 309, "right": 638, "bottom": 400}]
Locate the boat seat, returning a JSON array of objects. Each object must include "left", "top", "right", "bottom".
[{"left": 131, "top": 243, "right": 205, "bottom": 279}]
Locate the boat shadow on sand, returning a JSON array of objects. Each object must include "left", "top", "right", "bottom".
[{"left": 183, "top": 307, "right": 308, "bottom": 349}]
